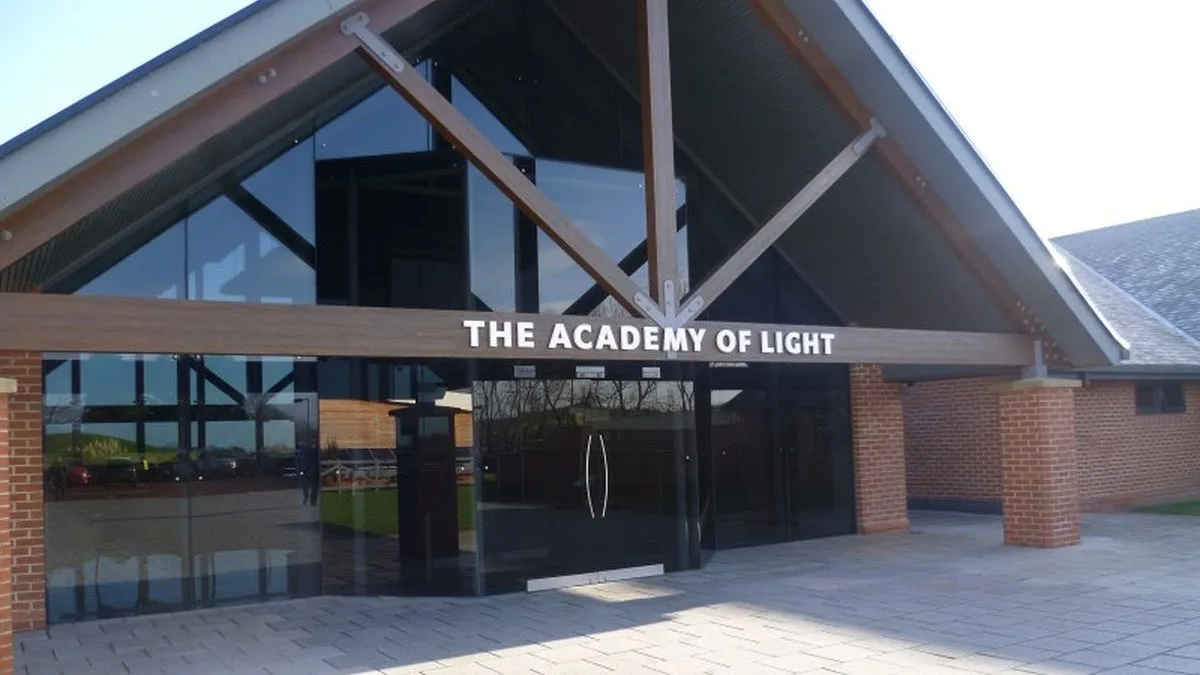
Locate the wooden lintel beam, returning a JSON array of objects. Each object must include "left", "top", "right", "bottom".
[
  {"left": 679, "top": 121, "right": 884, "bottom": 320},
  {"left": 637, "top": 0, "right": 679, "bottom": 306},
  {"left": 342, "top": 13, "right": 646, "bottom": 318},
  {"left": 0, "top": 292, "right": 1036, "bottom": 367},
  {"left": 747, "top": 0, "right": 1038, "bottom": 341},
  {"left": 0, "top": 0, "right": 438, "bottom": 275}
]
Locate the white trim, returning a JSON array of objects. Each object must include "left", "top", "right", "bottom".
[{"left": 0, "top": 0, "right": 358, "bottom": 216}]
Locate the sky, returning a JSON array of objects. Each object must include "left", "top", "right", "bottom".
[{"left": 2, "top": 1, "right": 1198, "bottom": 238}]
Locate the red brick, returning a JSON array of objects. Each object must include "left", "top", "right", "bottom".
[
  {"left": 0, "top": 352, "right": 43, "bottom": 634},
  {"left": 850, "top": 364, "right": 910, "bottom": 535}
]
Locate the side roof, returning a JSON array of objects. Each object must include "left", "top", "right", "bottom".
[
  {"left": 0, "top": 0, "right": 357, "bottom": 217},
  {"left": 1054, "top": 208, "right": 1200, "bottom": 345},
  {"left": 1054, "top": 247, "right": 1200, "bottom": 374}
]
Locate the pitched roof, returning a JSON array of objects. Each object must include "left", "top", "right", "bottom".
[
  {"left": 1054, "top": 209, "right": 1200, "bottom": 346},
  {"left": 1054, "top": 247, "right": 1200, "bottom": 372}
]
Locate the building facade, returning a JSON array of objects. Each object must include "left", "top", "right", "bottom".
[{"left": 0, "top": 0, "right": 1132, "bottom": 649}]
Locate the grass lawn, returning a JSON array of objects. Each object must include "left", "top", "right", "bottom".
[
  {"left": 322, "top": 485, "right": 476, "bottom": 536},
  {"left": 1136, "top": 501, "right": 1200, "bottom": 516}
]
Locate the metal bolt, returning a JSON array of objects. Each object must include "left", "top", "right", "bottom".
[{"left": 0, "top": 230, "right": 12, "bottom": 242}]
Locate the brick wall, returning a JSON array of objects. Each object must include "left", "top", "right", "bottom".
[
  {"left": 849, "top": 364, "right": 909, "bottom": 534},
  {"left": 0, "top": 378, "right": 15, "bottom": 672},
  {"left": 903, "top": 379, "right": 1001, "bottom": 505},
  {"left": 905, "top": 377, "right": 1200, "bottom": 513},
  {"left": 1075, "top": 381, "right": 1200, "bottom": 509},
  {"left": 0, "top": 352, "right": 43, "bottom": 633},
  {"left": 997, "top": 382, "right": 1080, "bottom": 547}
]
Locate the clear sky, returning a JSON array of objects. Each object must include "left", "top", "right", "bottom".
[{"left": 2, "top": 1, "right": 1197, "bottom": 238}]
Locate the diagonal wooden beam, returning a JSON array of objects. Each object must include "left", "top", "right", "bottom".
[
  {"left": 341, "top": 12, "right": 647, "bottom": 318},
  {"left": 677, "top": 120, "right": 884, "bottom": 324},
  {"left": 0, "top": 0, "right": 438, "bottom": 276},
  {"left": 747, "top": 0, "right": 1047, "bottom": 350},
  {"left": 637, "top": 0, "right": 680, "bottom": 309}
]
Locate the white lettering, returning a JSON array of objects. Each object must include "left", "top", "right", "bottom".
[
  {"left": 573, "top": 324, "right": 594, "bottom": 350},
  {"left": 548, "top": 323, "right": 572, "bottom": 349},
  {"left": 664, "top": 327, "right": 688, "bottom": 352},
  {"left": 643, "top": 326, "right": 661, "bottom": 351},
  {"left": 784, "top": 331, "right": 802, "bottom": 355},
  {"left": 686, "top": 327, "right": 706, "bottom": 351},
  {"left": 488, "top": 320, "right": 513, "bottom": 348},
  {"left": 716, "top": 330, "right": 737, "bottom": 353},
  {"left": 803, "top": 332, "right": 820, "bottom": 355},
  {"left": 620, "top": 325, "right": 641, "bottom": 350},
  {"left": 463, "top": 319, "right": 485, "bottom": 347},
  {"left": 517, "top": 321, "right": 535, "bottom": 348},
  {"left": 595, "top": 325, "right": 618, "bottom": 350},
  {"left": 737, "top": 330, "right": 752, "bottom": 353},
  {"left": 820, "top": 332, "right": 835, "bottom": 355},
  {"left": 760, "top": 330, "right": 775, "bottom": 354}
]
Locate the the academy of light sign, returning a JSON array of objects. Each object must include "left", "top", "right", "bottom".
[{"left": 463, "top": 319, "right": 836, "bottom": 356}]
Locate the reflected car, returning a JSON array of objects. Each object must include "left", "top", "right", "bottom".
[
  {"left": 92, "top": 459, "right": 139, "bottom": 486},
  {"left": 65, "top": 463, "right": 92, "bottom": 487}
]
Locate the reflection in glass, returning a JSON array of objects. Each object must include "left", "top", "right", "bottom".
[
  {"left": 43, "top": 354, "right": 321, "bottom": 624},
  {"left": 318, "top": 359, "right": 477, "bottom": 596},
  {"left": 75, "top": 222, "right": 186, "bottom": 299},
  {"left": 315, "top": 64, "right": 432, "bottom": 160},
  {"left": 475, "top": 369, "right": 694, "bottom": 593},
  {"left": 187, "top": 197, "right": 316, "bottom": 304},
  {"left": 451, "top": 77, "right": 528, "bottom": 156},
  {"left": 242, "top": 138, "right": 317, "bottom": 245}
]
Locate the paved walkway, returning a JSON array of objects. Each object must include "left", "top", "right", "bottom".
[{"left": 18, "top": 511, "right": 1200, "bottom": 675}]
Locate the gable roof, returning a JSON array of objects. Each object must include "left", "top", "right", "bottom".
[
  {"left": 1054, "top": 247, "right": 1200, "bottom": 373},
  {"left": 1054, "top": 209, "right": 1200, "bottom": 346},
  {"left": 0, "top": 0, "right": 1128, "bottom": 371}
]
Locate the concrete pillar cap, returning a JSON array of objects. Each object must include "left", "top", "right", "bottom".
[
  {"left": 0, "top": 377, "right": 15, "bottom": 395},
  {"left": 994, "top": 377, "right": 1082, "bottom": 392}
]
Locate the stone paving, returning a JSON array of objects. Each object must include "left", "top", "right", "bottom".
[{"left": 18, "top": 511, "right": 1200, "bottom": 675}]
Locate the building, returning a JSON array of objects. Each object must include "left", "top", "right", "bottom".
[
  {"left": 907, "top": 209, "right": 1200, "bottom": 513},
  {"left": 0, "top": 0, "right": 1131, "bottom": 656}
]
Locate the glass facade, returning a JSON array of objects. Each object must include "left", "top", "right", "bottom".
[{"left": 39, "top": 0, "right": 854, "bottom": 624}]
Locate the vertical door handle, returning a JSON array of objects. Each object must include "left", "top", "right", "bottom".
[
  {"left": 584, "top": 434, "right": 596, "bottom": 519},
  {"left": 599, "top": 433, "right": 610, "bottom": 518}
]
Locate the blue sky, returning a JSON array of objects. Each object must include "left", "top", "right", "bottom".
[{"left": 2, "top": 0, "right": 1197, "bottom": 237}]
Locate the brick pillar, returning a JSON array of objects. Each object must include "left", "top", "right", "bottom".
[
  {"left": 0, "top": 377, "right": 16, "bottom": 673},
  {"left": 0, "top": 353, "right": 43, "bottom": 632},
  {"left": 850, "top": 364, "right": 910, "bottom": 534},
  {"left": 997, "top": 378, "right": 1081, "bottom": 548}
]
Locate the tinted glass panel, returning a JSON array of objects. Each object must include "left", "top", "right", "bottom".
[
  {"left": 315, "top": 64, "right": 432, "bottom": 160},
  {"left": 242, "top": 138, "right": 317, "bottom": 244},
  {"left": 75, "top": 222, "right": 186, "bottom": 299},
  {"left": 467, "top": 165, "right": 517, "bottom": 312},
  {"left": 187, "top": 197, "right": 315, "bottom": 304}
]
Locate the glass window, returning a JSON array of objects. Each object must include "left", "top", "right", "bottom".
[
  {"left": 75, "top": 222, "right": 186, "bottom": 299},
  {"left": 242, "top": 139, "right": 316, "bottom": 245},
  {"left": 467, "top": 166, "right": 517, "bottom": 313},
  {"left": 186, "top": 196, "right": 315, "bottom": 304},
  {"left": 315, "top": 63, "right": 433, "bottom": 160},
  {"left": 1136, "top": 381, "right": 1186, "bottom": 414},
  {"left": 452, "top": 77, "right": 528, "bottom": 156}
]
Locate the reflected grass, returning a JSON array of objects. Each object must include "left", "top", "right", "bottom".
[{"left": 321, "top": 485, "right": 476, "bottom": 536}]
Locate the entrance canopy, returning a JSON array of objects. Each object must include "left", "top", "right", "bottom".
[{"left": 0, "top": 0, "right": 1124, "bottom": 377}]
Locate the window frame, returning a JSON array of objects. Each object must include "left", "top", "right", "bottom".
[{"left": 1135, "top": 381, "right": 1187, "bottom": 415}]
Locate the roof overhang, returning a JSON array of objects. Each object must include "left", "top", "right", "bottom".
[
  {"left": 0, "top": 0, "right": 362, "bottom": 218},
  {"left": 787, "top": 0, "right": 1126, "bottom": 368}
]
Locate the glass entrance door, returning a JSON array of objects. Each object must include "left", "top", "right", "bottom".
[{"left": 474, "top": 364, "right": 695, "bottom": 592}]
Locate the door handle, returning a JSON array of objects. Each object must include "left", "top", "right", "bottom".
[
  {"left": 599, "top": 433, "right": 609, "bottom": 519},
  {"left": 584, "top": 434, "right": 596, "bottom": 519}
]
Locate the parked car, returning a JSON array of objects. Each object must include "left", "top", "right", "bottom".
[{"left": 92, "top": 458, "right": 139, "bottom": 486}]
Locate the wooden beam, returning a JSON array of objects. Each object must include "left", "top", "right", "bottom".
[
  {"left": 342, "top": 12, "right": 646, "bottom": 318},
  {"left": 747, "top": 0, "right": 1041, "bottom": 344},
  {"left": 0, "top": 293, "right": 1035, "bottom": 367},
  {"left": 679, "top": 121, "right": 883, "bottom": 322},
  {"left": 637, "top": 0, "right": 679, "bottom": 306},
  {"left": 0, "top": 0, "right": 438, "bottom": 275}
]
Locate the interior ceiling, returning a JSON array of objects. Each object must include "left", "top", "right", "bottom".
[
  {"left": 3, "top": 0, "right": 1015, "bottom": 338},
  {"left": 547, "top": 0, "right": 1014, "bottom": 334}
]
